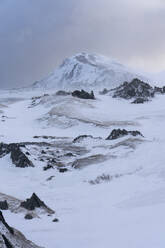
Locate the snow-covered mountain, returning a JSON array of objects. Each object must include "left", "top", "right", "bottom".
[{"left": 32, "top": 52, "right": 147, "bottom": 90}]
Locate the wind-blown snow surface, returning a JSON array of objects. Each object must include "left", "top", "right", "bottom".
[
  {"left": 32, "top": 52, "right": 148, "bottom": 90},
  {"left": 1, "top": 89, "right": 165, "bottom": 247}
]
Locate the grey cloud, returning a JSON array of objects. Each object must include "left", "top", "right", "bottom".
[{"left": 0, "top": 0, "right": 165, "bottom": 88}]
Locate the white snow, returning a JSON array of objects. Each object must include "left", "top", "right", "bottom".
[
  {"left": 0, "top": 86, "right": 165, "bottom": 248},
  {"left": 32, "top": 52, "right": 148, "bottom": 90}
]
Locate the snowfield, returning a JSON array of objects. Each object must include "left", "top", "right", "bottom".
[{"left": 0, "top": 84, "right": 165, "bottom": 248}]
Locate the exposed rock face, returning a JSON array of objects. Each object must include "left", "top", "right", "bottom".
[
  {"left": 72, "top": 90, "right": 95, "bottom": 100},
  {"left": 20, "top": 193, "right": 47, "bottom": 211},
  {"left": 0, "top": 201, "right": 8, "bottom": 210},
  {"left": 20, "top": 193, "right": 55, "bottom": 214},
  {"left": 111, "top": 78, "right": 154, "bottom": 100},
  {"left": 106, "top": 129, "right": 143, "bottom": 140},
  {"left": 0, "top": 211, "right": 43, "bottom": 248},
  {"left": 0, "top": 143, "right": 34, "bottom": 168}
]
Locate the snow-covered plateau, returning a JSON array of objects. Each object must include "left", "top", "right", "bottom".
[{"left": 0, "top": 53, "right": 165, "bottom": 247}]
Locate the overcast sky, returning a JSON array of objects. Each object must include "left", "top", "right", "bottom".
[{"left": 0, "top": 0, "right": 165, "bottom": 88}]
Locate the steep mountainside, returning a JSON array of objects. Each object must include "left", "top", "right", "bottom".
[{"left": 32, "top": 52, "right": 147, "bottom": 90}]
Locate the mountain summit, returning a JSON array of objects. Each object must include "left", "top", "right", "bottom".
[{"left": 33, "top": 52, "right": 147, "bottom": 90}]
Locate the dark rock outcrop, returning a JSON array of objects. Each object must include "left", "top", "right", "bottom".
[
  {"left": 20, "top": 193, "right": 55, "bottom": 215},
  {"left": 110, "top": 78, "right": 165, "bottom": 103},
  {"left": 72, "top": 90, "right": 95, "bottom": 100},
  {"left": 106, "top": 129, "right": 143, "bottom": 140},
  {"left": 10, "top": 145, "right": 34, "bottom": 168},
  {"left": 20, "top": 193, "right": 48, "bottom": 211},
  {"left": 111, "top": 78, "right": 154, "bottom": 100},
  {"left": 0, "top": 143, "right": 34, "bottom": 168},
  {"left": 0, "top": 200, "right": 8, "bottom": 210}
]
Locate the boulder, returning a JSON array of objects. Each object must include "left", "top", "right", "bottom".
[
  {"left": 24, "top": 214, "right": 33, "bottom": 220},
  {"left": 52, "top": 218, "right": 59, "bottom": 222}
]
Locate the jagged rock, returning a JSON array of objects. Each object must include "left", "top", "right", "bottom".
[
  {"left": 131, "top": 98, "right": 148, "bottom": 104},
  {"left": 0, "top": 143, "right": 34, "bottom": 168},
  {"left": 72, "top": 90, "right": 95, "bottom": 100},
  {"left": 0, "top": 200, "right": 8, "bottom": 210},
  {"left": 10, "top": 145, "right": 34, "bottom": 168},
  {"left": 106, "top": 129, "right": 143, "bottom": 140},
  {"left": 20, "top": 193, "right": 48, "bottom": 211},
  {"left": 20, "top": 193, "right": 55, "bottom": 215},
  {"left": 111, "top": 78, "right": 154, "bottom": 100}
]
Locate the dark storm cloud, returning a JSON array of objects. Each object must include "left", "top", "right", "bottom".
[{"left": 0, "top": 0, "right": 165, "bottom": 88}]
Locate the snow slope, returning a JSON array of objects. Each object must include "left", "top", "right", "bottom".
[
  {"left": 1, "top": 88, "right": 165, "bottom": 247},
  {"left": 32, "top": 52, "right": 148, "bottom": 90}
]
